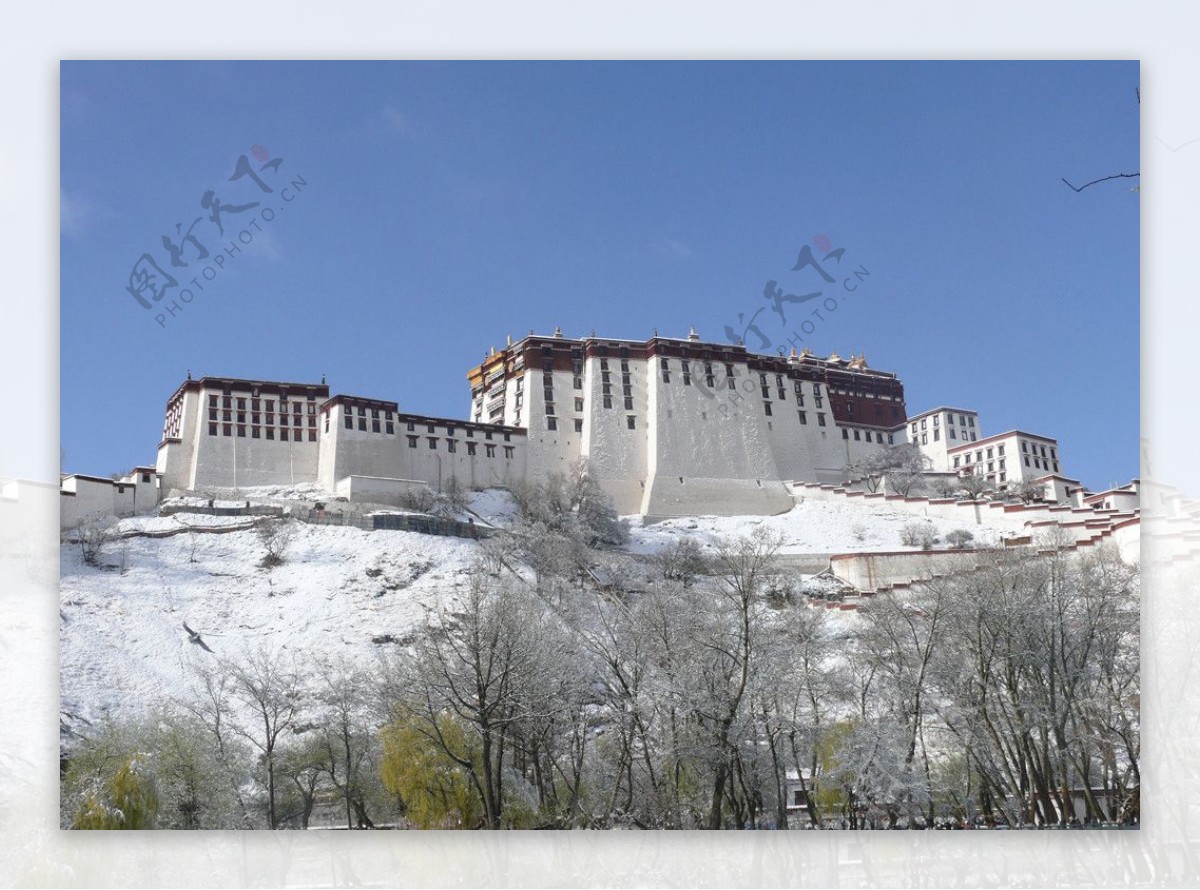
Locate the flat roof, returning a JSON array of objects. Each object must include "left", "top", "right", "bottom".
[
  {"left": 906, "top": 406, "right": 979, "bottom": 420},
  {"left": 167, "top": 375, "right": 330, "bottom": 404},
  {"left": 947, "top": 429, "right": 1059, "bottom": 453}
]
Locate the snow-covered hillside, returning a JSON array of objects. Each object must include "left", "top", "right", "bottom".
[
  {"left": 60, "top": 518, "right": 486, "bottom": 730},
  {"left": 60, "top": 491, "right": 997, "bottom": 729},
  {"left": 624, "top": 498, "right": 1001, "bottom": 555}
]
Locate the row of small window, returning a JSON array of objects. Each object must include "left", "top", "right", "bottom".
[
  {"left": 921, "top": 427, "right": 977, "bottom": 444},
  {"left": 546, "top": 417, "right": 586, "bottom": 433},
  {"left": 599, "top": 357, "right": 632, "bottom": 372},
  {"left": 544, "top": 397, "right": 585, "bottom": 417},
  {"left": 913, "top": 413, "right": 975, "bottom": 434},
  {"left": 1021, "top": 441, "right": 1056, "bottom": 460},
  {"left": 841, "top": 426, "right": 894, "bottom": 444},
  {"left": 209, "top": 394, "right": 316, "bottom": 414},
  {"left": 210, "top": 410, "right": 317, "bottom": 428},
  {"left": 208, "top": 424, "right": 317, "bottom": 441},
  {"left": 542, "top": 371, "right": 584, "bottom": 394},
  {"left": 405, "top": 436, "right": 514, "bottom": 458},
  {"left": 841, "top": 401, "right": 899, "bottom": 420},
  {"left": 1024, "top": 455, "right": 1060, "bottom": 473},
  {"left": 955, "top": 445, "right": 1005, "bottom": 467},
  {"left": 545, "top": 417, "right": 636, "bottom": 431},
  {"left": 966, "top": 459, "right": 1007, "bottom": 473},
  {"left": 346, "top": 412, "right": 511, "bottom": 442}
]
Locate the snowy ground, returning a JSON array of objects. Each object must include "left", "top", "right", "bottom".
[
  {"left": 107, "top": 513, "right": 258, "bottom": 533},
  {"left": 60, "top": 490, "right": 1006, "bottom": 730},
  {"left": 164, "top": 482, "right": 332, "bottom": 506},
  {"left": 623, "top": 498, "right": 1003, "bottom": 555},
  {"left": 460, "top": 488, "right": 520, "bottom": 527},
  {"left": 60, "top": 516, "right": 487, "bottom": 729}
]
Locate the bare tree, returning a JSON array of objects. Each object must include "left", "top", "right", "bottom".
[
  {"left": 651, "top": 538, "right": 708, "bottom": 588},
  {"left": 956, "top": 473, "right": 996, "bottom": 502},
  {"left": 225, "top": 647, "right": 303, "bottom": 829},
  {"left": 432, "top": 476, "right": 470, "bottom": 518},
  {"left": 382, "top": 571, "right": 576, "bottom": 829},
  {"left": 314, "top": 657, "right": 376, "bottom": 828},
  {"left": 256, "top": 518, "right": 297, "bottom": 568},
  {"left": 693, "top": 528, "right": 783, "bottom": 828},
  {"left": 75, "top": 514, "right": 117, "bottom": 567},
  {"left": 945, "top": 529, "right": 975, "bottom": 550},
  {"left": 1007, "top": 479, "right": 1047, "bottom": 504},
  {"left": 846, "top": 444, "right": 924, "bottom": 494},
  {"left": 900, "top": 522, "right": 939, "bottom": 550}
]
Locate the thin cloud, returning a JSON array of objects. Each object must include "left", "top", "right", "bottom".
[
  {"left": 380, "top": 105, "right": 422, "bottom": 140},
  {"left": 60, "top": 189, "right": 103, "bottom": 237},
  {"left": 656, "top": 238, "right": 695, "bottom": 260}
]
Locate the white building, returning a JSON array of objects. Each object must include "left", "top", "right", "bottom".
[
  {"left": 900, "top": 406, "right": 981, "bottom": 471},
  {"left": 62, "top": 327, "right": 1110, "bottom": 525},
  {"left": 948, "top": 430, "right": 1066, "bottom": 492},
  {"left": 146, "top": 331, "right": 907, "bottom": 518},
  {"left": 467, "top": 331, "right": 908, "bottom": 515}
]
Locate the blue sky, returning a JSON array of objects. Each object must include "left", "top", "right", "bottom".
[{"left": 60, "top": 61, "right": 1139, "bottom": 490}]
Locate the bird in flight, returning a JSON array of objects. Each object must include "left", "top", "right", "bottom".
[{"left": 183, "top": 621, "right": 214, "bottom": 653}]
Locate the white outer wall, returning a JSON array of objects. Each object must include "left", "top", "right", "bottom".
[
  {"left": 523, "top": 367, "right": 585, "bottom": 483},
  {"left": 642, "top": 358, "right": 790, "bottom": 516},
  {"left": 59, "top": 475, "right": 157, "bottom": 528},
  {"left": 950, "top": 433, "right": 1063, "bottom": 489},
  {"left": 319, "top": 405, "right": 526, "bottom": 493},
  {"left": 903, "top": 409, "right": 980, "bottom": 472},
  {"left": 160, "top": 383, "right": 323, "bottom": 491},
  {"left": 580, "top": 354, "right": 649, "bottom": 514}
]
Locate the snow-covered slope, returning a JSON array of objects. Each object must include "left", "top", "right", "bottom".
[
  {"left": 60, "top": 517, "right": 486, "bottom": 728},
  {"left": 623, "top": 498, "right": 1001, "bottom": 555},
  {"left": 60, "top": 491, "right": 1001, "bottom": 729}
]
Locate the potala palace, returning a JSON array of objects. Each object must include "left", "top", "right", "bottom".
[{"left": 59, "top": 328, "right": 1134, "bottom": 527}]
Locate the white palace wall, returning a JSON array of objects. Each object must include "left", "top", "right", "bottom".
[
  {"left": 320, "top": 407, "right": 527, "bottom": 495},
  {"left": 142, "top": 333, "right": 1093, "bottom": 522}
]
